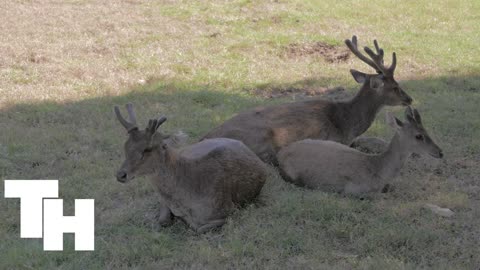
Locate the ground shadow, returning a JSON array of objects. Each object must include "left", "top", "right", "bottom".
[{"left": 0, "top": 74, "right": 479, "bottom": 269}]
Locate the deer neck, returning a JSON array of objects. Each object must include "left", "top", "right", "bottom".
[
  {"left": 376, "top": 133, "right": 410, "bottom": 180},
  {"left": 341, "top": 85, "right": 383, "bottom": 141},
  {"left": 149, "top": 145, "right": 180, "bottom": 196}
]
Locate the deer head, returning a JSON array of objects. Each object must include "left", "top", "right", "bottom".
[
  {"left": 114, "top": 103, "right": 168, "bottom": 183},
  {"left": 386, "top": 107, "right": 443, "bottom": 158},
  {"left": 346, "top": 35, "right": 412, "bottom": 106}
]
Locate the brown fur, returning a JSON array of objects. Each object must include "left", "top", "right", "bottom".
[
  {"left": 203, "top": 36, "right": 412, "bottom": 165},
  {"left": 277, "top": 107, "right": 443, "bottom": 195},
  {"left": 114, "top": 104, "right": 268, "bottom": 233}
]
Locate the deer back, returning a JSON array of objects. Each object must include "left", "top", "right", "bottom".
[{"left": 175, "top": 138, "right": 268, "bottom": 206}]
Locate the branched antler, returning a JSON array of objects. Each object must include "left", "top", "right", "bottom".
[{"left": 345, "top": 35, "right": 397, "bottom": 76}]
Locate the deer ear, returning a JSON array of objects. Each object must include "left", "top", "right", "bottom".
[
  {"left": 404, "top": 106, "right": 420, "bottom": 124},
  {"left": 350, "top": 69, "right": 367, "bottom": 83},
  {"left": 370, "top": 75, "right": 385, "bottom": 90},
  {"left": 386, "top": 112, "right": 403, "bottom": 129},
  {"left": 413, "top": 109, "right": 422, "bottom": 124}
]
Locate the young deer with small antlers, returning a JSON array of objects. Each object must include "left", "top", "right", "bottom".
[
  {"left": 203, "top": 36, "right": 412, "bottom": 165},
  {"left": 277, "top": 107, "right": 443, "bottom": 195},
  {"left": 114, "top": 104, "right": 268, "bottom": 233}
]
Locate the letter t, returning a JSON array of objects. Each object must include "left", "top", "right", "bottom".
[{"left": 4, "top": 180, "right": 59, "bottom": 238}]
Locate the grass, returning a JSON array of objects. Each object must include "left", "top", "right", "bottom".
[{"left": 0, "top": 0, "right": 479, "bottom": 269}]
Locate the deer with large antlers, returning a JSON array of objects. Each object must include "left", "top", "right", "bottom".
[
  {"left": 114, "top": 103, "right": 268, "bottom": 233},
  {"left": 203, "top": 36, "right": 412, "bottom": 165},
  {"left": 277, "top": 107, "right": 443, "bottom": 195}
]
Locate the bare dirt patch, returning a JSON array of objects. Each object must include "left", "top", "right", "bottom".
[
  {"left": 285, "top": 41, "right": 350, "bottom": 63},
  {"left": 28, "top": 52, "right": 49, "bottom": 64}
]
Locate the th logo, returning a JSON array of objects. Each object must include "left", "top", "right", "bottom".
[{"left": 4, "top": 180, "right": 94, "bottom": 251}]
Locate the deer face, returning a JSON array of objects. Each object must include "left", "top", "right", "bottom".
[
  {"left": 346, "top": 36, "right": 413, "bottom": 107},
  {"left": 377, "top": 75, "right": 412, "bottom": 106},
  {"left": 387, "top": 107, "right": 443, "bottom": 158},
  {"left": 116, "top": 130, "right": 161, "bottom": 182},
  {"left": 351, "top": 71, "right": 413, "bottom": 106},
  {"left": 114, "top": 104, "right": 167, "bottom": 183}
]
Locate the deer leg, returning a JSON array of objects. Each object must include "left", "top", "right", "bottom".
[
  {"left": 195, "top": 219, "right": 226, "bottom": 234},
  {"left": 157, "top": 205, "right": 173, "bottom": 227}
]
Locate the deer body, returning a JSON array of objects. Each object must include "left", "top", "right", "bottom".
[
  {"left": 277, "top": 107, "right": 443, "bottom": 195},
  {"left": 277, "top": 139, "right": 398, "bottom": 194},
  {"left": 150, "top": 138, "right": 267, "bottom": 232},
  {"left": 114, "top": 104, "right": 268, "bottom": 233},
  {"left": 203, "top": 36, "right": 412, "bottom": 165}
]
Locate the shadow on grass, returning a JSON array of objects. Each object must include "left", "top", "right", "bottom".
[{"left": 0, "top": 75, "right": 479, "bottom": 269}]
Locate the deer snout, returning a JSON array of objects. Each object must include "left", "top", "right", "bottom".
[
  {"left": 116, "top": 170, "right": 128, "bottom": 183},
  {"left": 402, "top": 94, "right": 413, "bottom": 106},
  {"left": 430, "top": 147, "right": 443, "bottom": 159}
]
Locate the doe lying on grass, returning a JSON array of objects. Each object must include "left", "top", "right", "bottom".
[
  {"left": 114, "top": 103, "right": 268, "bottom": 233},
  {"left": 203, "top": 36, "right": 412, "bottom": 165},
  {"left": 277, "top": 107, "right": 443, "bottom": 195}
]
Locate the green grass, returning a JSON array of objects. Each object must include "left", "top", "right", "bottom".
[{"left": 1, "top": 0, "right": 480, "bottom": 269}]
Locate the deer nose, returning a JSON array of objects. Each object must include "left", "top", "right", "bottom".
[
  {"left": 403, "top": 95, "right": 413, "bottom": 105},
  {"left": 116, "top": 170, "right": 128, "bottom": 183},
  {"left": 439, "top": 151, "right": 444, "bottom": 158}
]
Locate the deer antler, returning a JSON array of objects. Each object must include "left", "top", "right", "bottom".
[
  {"left": 114, "top": 103, "right": 138, "bottom": 132},
  {"left": 146, "top": 116, "right": 167, "bottom": 135},
  {"left": 345, "top": 35, "right": 397, "bottom": 76}
]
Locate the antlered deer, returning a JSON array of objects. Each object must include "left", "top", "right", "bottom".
[
  {"left": 277, "top": 107, "right": 443, "bottom": 195},
  {"left": 203, "top": 36, "right": 412, "bottom": 165},
  {"left": 114, "top": 103, "right": 268, "bottom": 233}
]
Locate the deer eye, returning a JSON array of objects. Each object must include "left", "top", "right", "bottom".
[
  {"left": 415, "top": 134, "right": 424, "bottom": 140},
  {"left": 393, "top": 87, "right": 400, "bottom": 92},
  {"left": 139, "top": 148, "right": 152, "bottom": 160}
]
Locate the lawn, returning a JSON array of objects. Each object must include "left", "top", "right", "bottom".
[{"left": 0, "top": 0, "right": 479, "bottom": 269}]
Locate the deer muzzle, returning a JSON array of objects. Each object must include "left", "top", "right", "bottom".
[
  {"left": 431, "top": 149, "right": 444, "bottom": 159},
  {"left": 116, "top": 170, "right": 128, "bottom": 183},
  {"left": 402, "top": 94, "right": 413, "bottom": 106}
]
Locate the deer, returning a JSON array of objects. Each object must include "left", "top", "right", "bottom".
[
  {"left": 114, "top": 103, "right": 268, "bottom": 233},
  {"left": 277, "top": 107, "right": 443, "bottom": 195},
  {"left": 202, "top": 36, "right": 413, "bottom": 165}
]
